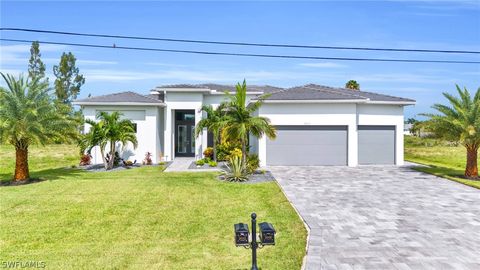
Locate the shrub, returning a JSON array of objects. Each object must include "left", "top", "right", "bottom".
[
  {"left": 143, "top": 152, "right": 153, "bottom": 165},
  {"left": 222, "top": 155, "right": 248, "bottom": 182},
  {"left": 229, "top": 148, "right": 243, "bottom": 159},
  {"left": 203, "top": 157, "right": 211, "bottom": 163},
  {"left": 125, "top": 160, "right": 133, "bottom": 166},
  {"left": 208, "top": 161, "right": 217, "bottom": 167},
  {"left": 79, "top": 154, "right": 92, "bottom": 166},
  {"left": 195, "top": 159, "right": 205, "bottom": 166},
  {"left": 246, "top": 154, "right": 260, "bottom": 174},
  {"left": 203, "top": 147, "right": 214, "bottom": 159},
  {"left": 217, "top": 141, "right": 242, "bottom": 161}
]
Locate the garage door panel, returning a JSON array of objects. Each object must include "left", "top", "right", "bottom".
[
  {"left": 358, "top": 125, "right": 395, "bottom": 165},
  {"left": 266, "top": 126, "right": 347, "bottom": 166}
]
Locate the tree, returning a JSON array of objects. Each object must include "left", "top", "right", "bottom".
[
  {"left": 195, "top": 104, "right": 226, "bottom": 162},
  {"left": 80, "top": 112, "right": 138, "bottom": 170},
  {"left": 345, "top": 80, "right": 360, "bottom": 90},
  {"left": 0, "top": 73, "right": 78, "bottom": 181},
  {"left": 223, "top": 80, "right": 276, "bottom": 163},
  {"left": 53, "top": 52, "right": 85, "bottom": 104},
  {"left": 423, "top": 85, "right": 480, "bottom": 178},
  {"left": 28, "top": 41, "right": 46, "bottom": 82}
]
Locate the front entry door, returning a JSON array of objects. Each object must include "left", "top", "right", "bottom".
[{"left": 175, "top": 110, "right": 195, "bottom": 157}]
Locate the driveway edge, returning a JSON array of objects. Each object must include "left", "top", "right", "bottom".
[{"left": 273, "top": 179, "right": 311, "bottom": 270}]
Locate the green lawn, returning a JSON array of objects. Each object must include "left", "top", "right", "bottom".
[
  {"left": 404, "top": 136, "right": 480, "bottom": 189},
  {"left": 0, "top": 144, "right": 307, "bottom": 269}
]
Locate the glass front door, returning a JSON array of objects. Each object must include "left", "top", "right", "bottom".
[{"left": 175, "top": 110, "right": 195, "bottom": 157}]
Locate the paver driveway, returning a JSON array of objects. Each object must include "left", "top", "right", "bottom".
[{"left": 270, "top": 165, "right": 480, "bottom": 270}]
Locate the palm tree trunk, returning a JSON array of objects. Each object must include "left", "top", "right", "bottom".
[
  {"left": 213, "top": 137, "right": 217, "bottom": 162},
  {"left": 100, "top": 147, "right": 108, "bottom": 170},
  {"left": 465, "top": 145, "right": 478, "bottom": 178},
  {"left": 241, "top": 138, "right": 247, "bottom": 164},
  {"left": 14, "top": 146, "right": 30, "bottom": 181},
  {"left": 107, "top": 141, "right": 115, "bottom": 170}
]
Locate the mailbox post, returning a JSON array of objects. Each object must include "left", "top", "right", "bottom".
[{"left": 234, "top": 213, "right": 276, "bottom": 270}]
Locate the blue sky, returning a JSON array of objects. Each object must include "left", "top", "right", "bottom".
[{"left": 1, "top": 0, "right": 479, "bottom": 118}]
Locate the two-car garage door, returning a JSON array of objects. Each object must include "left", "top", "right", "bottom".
[
  {"left": 266, "top": 125, "right": 395, "bottom": 166},
  {"left": 266, "top": 126, "right": 348, "bottom": 166}
]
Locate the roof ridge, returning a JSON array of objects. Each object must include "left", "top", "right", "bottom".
[
  {"left": 302, "top": 84, "right": 368, "bottom": 100},
  {"left": 337, "top": 87, "right": 414, "bottom": 101},
  {"left": 80, "top": 91, "right": 134, "bottom": 101}
]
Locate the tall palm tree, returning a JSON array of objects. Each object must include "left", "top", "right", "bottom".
[
  {"left": 223, "top": 80, "right": 276, "bottom": 163},
  {"left": 345, "top": 80, "right": 360, "bottom": 90},
  {"left": 423, "top": 85, "right": 480, "bottom": 178},
  {"left": 81, "top": 111, "right": 138, "bottom": 170},
  {"left": 0, "top": 73, "right": 78, "bottom": 181},
  {"left": 195, "top": 104, "right": 225, "bottom": 161}
]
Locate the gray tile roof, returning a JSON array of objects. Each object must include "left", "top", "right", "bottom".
[
  {"left": 75, "top": 91, "right": 164, "bottom": 104},
  {"left": 265, "top": 84, "right": 415, "bottom": 103},
  {"left": 157, "top": 83, "right": 284, "bottom": 93}
]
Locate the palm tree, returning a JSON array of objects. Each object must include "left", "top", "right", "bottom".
[
  {"left": 0, "top": 73, "right": 78, "bottom": 181},
  {"left": 423, "top": 85, "right": 480, "bottom": 178},
  {"left": 195, "top": 104, "right": 225, "bottom": 162},
  {"left": 345, "top": 80, "right": 360, "bottom": 90},
  {"left": 81, "top": 111, "right": 138, "bottom": 170},
  {"left": 223, "top": 80, "right": 276, "bottom": 163}
]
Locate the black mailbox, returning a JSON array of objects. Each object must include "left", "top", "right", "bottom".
[
  {"left": 259, "top": 222, "right": 275, "bottom": 245},
  {"left": 234, "top": 223, "right": 250, "bottom": 246}
]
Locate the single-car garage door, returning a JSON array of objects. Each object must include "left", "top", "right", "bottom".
[
  {"left": 266, "top": 126, "right": 347, "bottom": 166},
  {"left": 358, "top": 125, "right": 395, "bottom": 165}
]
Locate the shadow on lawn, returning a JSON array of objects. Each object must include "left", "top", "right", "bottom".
[{"left": 0, "top": 167, "right": 84, "bottom": 186}]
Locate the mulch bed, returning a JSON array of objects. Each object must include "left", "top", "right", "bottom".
[{"left": 218, "top": 170, "right": 276, "bottom": 184}]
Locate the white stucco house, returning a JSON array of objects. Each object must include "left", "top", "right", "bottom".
[{"left": 74, "top": 83, "right": 415, "bottom": 167}]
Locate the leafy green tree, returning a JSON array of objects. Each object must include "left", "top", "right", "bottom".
[
  {"left": 345, "top": 80, "right": 360, "bottom": 90},
  {"left": 28, "top": 41, "right": 46, "bottom": 82},
  {"left": 80, "top": 112, "right": 138, "bottom": 170},
  {"left": 223, "top": 80, "right": 276, "bottom": 163},
  {"left": 423, "top": 85, "right": 480, "bottom": 178},
  {"left": 0, "top": 73, "right": 78, "bottom": 181},
  {"left": 53, "top": 52, "right": 85, "bottom": 104},
  {"left": 195, "top": 104, "right": 226, "bottom": 162}
]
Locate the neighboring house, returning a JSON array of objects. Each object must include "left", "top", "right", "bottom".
[{"left": 73, "top": 83, "right": 415, "bottom": 167}]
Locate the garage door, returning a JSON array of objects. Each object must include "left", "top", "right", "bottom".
[
  {"left": 358, "top": 126, "right": 395, "bottom": 165},
  {"left": 266, "top": 126, "right": 347, "bottom": 166}
]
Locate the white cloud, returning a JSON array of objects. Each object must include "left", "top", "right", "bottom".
[{"left": 298, "top": 62, "right": 347, "bottom": 68}]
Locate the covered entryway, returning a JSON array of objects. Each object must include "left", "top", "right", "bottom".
[
  {"left": 174, "top": 110, "right": 196, "bottom": 157},
  {"left": 358, "top": 125, "right": 395, "bottom": 165},
  {"left": 266, "top": 126, "right": 348, "bottom": 166}
]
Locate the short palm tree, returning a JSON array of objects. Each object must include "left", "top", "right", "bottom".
[
  {"left": 223, "top": 80, "right": 276, "bottom": 163},
  {"left": 423, "top": 85, "right": 480, "bottom": 178},
  {"left": 81, "top": 111, "right": 138, "bottom": 170},
  {"left": 345, "top": 80, "right": 360, "bottom": 90},
  {"left": 0, "top": 73, "right": 78, "bottom": 181},
  {"left": 195, "top": 104, "right": 225, "bottom": 161}
]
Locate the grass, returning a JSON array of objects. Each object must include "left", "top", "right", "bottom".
[
  {"left": 404, "top": 136, "right": 480, "bottom": 189},
  {"left": 0, "top": 144, "right": 307, "bottom": 269}
]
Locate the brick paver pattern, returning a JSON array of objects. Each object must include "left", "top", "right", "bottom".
[{"left": 270, "top": 165, "right": 480, "bottom": 270}]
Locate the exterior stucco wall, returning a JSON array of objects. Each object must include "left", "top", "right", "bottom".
[
  {"left": 82, "top": 105, "right": 162, "bottom": 164},
  {"left": 163, "top": 92, "right": 204, "bottom": 160}
]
